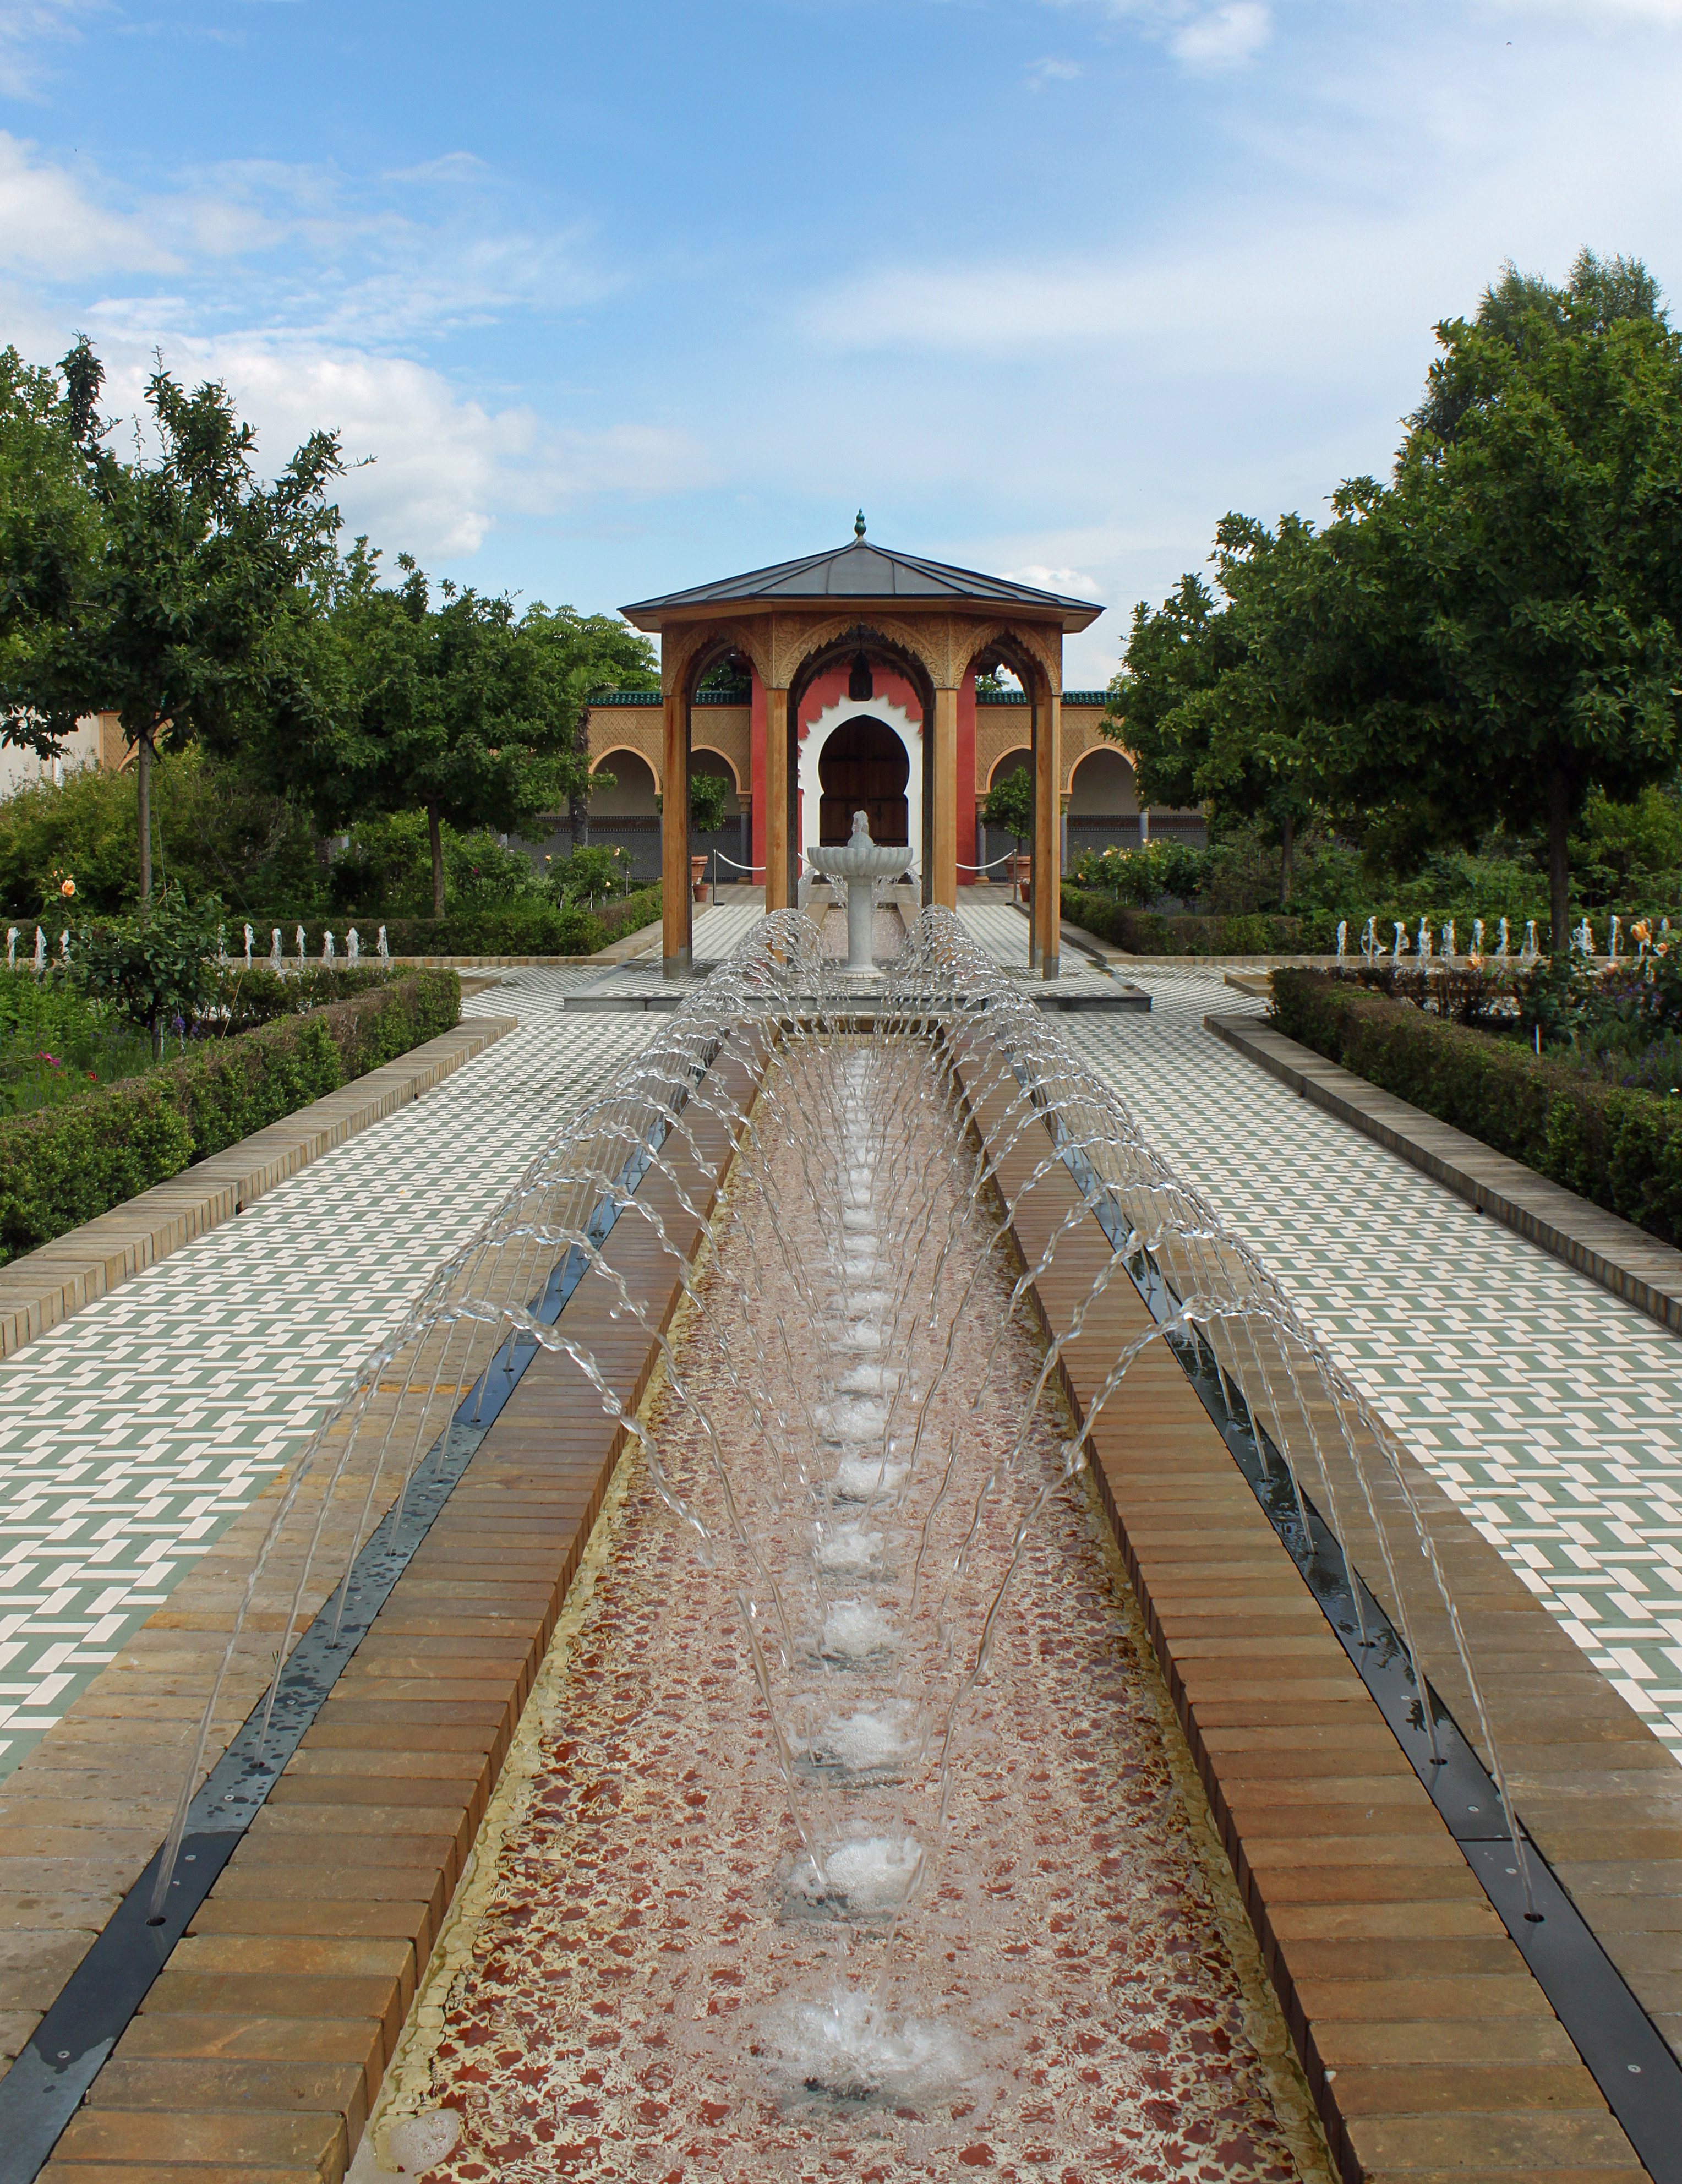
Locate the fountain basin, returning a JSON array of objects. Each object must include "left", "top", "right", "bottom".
[{"left": 806, "top": 810, "right": 911, "bottom": 974}]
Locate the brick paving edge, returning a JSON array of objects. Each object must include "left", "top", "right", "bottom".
[
  {"left": 0, "top": 1016, "right": 519, "bottom": 1362},
  {"left": 954, "top": 1049, "right": 1650, "bottom": 2184}
]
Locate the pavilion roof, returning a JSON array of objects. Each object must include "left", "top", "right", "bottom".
[{"left": 621, "top": 535, "right": 1104, "bottom": 634}]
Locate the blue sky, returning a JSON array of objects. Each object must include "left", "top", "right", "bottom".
[{"left": 3, "top": 0, "right": 1680, "bottom": 685}]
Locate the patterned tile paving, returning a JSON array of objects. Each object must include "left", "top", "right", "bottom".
[
  {"left": 1055, "top": 969, "right": 1682, "bottom": 1757},
  {"left": 955, "top": 899, "right": 1122, "bottom": 986},
  {"left": 692, "top": 899, "right": 771, "bottom": 962},
  {"left": 0, "top": 974, "right": 658, "bottom": 1778},
  {"left": 12, "top": 911, "right": 1682, "bottom": 1794}
]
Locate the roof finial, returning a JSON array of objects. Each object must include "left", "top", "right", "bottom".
[{"left": 854, "top": 509, "right": 866, "bottom": 539}]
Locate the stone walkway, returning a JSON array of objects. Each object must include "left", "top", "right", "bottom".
[
  {"left": 1058, "top": 967, "right": 1682, "bottom": 1758},
  {"left": 0, "top": 975, "right": 658, "bottom": 1778}
]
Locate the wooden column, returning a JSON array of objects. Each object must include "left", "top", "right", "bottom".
[
  {"left": 764, "top": 687, "right": 790, "bottom": 913},
  {"left": 661, "top": 688, "right": 691, "bottom": 976},
  {"left": 931, "top": 687, "right": 958, "bottom": 908},
  {"left": 1034, "top": 682, "right": 1061, "bottom": 978},
  {"left": 1026, "top": 699, "right": 1041, "bottom": 969}
]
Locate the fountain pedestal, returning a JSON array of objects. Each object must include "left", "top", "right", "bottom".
[{"left": 806, "top": 812, "right": 908, "bottom": 976}]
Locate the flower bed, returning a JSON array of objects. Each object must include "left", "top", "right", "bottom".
[
  {"left": 0, "top": 969, "right": 460, "bottom": 1265},
  {"left": 1270, "top": 967, "right": 1682, "bottom": 1245}
]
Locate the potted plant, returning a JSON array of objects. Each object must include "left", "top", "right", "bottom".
[
  {"left": 688, "top": 772, "right": 731, "bottom": 901},
  {"left": 982, "top": 766, "right": 1034, "bottom": 899}
]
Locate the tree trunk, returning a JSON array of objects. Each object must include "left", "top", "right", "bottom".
[
  {"left": 428, "top": 801, "right": 445, "bottom": 918},
  {"left": 1280, "top": 810, "right": 1295, "bottom": 907},
  {"left": 570, "top": 706, "right": 590, "bottom": 852},
  {"left": 1549, "top": 766, "right": 1571, "bottom": 957},
  {"left": 136, "top": 735, "right": 153, "bottom": 903}
]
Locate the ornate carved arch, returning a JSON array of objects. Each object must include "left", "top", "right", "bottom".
[
  {"left": 689, "top": 741, "right": 744, "bottom": 794},
  {"left": 957, "top": 618, "right": 1063, "bottom": 697},
  {"left": 782, "top": 620, "right": 939, "bottom": 728},
  {"left": 659, "top": 616, "right": 773, "bottom": 700},
  {"left": 774, "top": 614, "right": 946, "bottom": 697},
  {"left": 589, "top": 741, "right": 663, "bottom": 796}
]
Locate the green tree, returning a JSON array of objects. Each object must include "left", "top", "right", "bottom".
[
  {"left": 72, "top": 882, "right": 223, "bottom": 1057},
  {"left": 524, "top": 605, "right": 656, "bottom": 850},
  {"left": 1108, "top": 252, "right": 1682, "bottom": 937},
  {"left": 1135, "top": 525, "right": 1338, "bottom": 902},
  {"left": 0, "top": 337, "right": 107, "bottom": 758},
  {"left": 1391, "top": 256, "right": 1682, "bottom": 946},
  {"left": 1104, "top": 572, "right": 1235, "bottom": 812},
  {"left": 2, "top": 348, "right": 344, "bottom": 902},
  {"left": 324, "top": 550, "right": 605, "bottom": 916},
  {"left": 982, "top": 766, "right": 1034, "bottom": 865},
  {"left": 688, "top": 771, "right": 730, "bottom": 837},
  {"left": 0, "top": 744, "right": 320, "bottom": 918}
]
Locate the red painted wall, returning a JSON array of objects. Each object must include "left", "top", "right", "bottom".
[
  {"left": 791, "top": 663, "right": 924, "bottom": 740},
  {"left": 747, "top": 661, "right": 936, "bottom": 878}
]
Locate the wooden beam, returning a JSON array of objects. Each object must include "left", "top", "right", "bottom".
[
  {"left": 931, "top": 687, "right": 958, "bottom": 909},
  {"left": 661, "top": 690, "right": 690, "bottom": 976},
  {"left": 764, "top": 688, "right": 790, "bottom": 913},
  {"left": 1034, "top": 684, "right": 1060, "bottom": 978}
]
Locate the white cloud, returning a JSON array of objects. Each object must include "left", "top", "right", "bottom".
[
  {"left": 0, "top": 0, "right": 89, "bottom": 99},
  {"left": 383, "top": 151, "right": 490, "bottom": 186},
  {"left": 1004, "top": 564, "right": 1104, "bottom": 596},
  {"left": 1494, "top": 0, "right": 1682, "bottom": 19},
  {"left": 75, "top": 329, "right": 717, "bottom": 562},
  {"left": 1025, "top": 56, "right": 1084, "bottom": 88},
  {"left": 0, "top": 133, "right": 615, "bottom": 342},
  {"left": 1168, "top": 1, "right": 1271, "bottom": 64},
  {"left": 0, "top": 130, "right": 700, "bottom": 572},
  {"left": 1048, "top": 0, "right": 1273, "bottom": 68},
  {"left": 801, "top": 234, "right": 1373, "bottom": 363},
  {"left": 0, "top": 132, "right": 178, "bottom": 274}
]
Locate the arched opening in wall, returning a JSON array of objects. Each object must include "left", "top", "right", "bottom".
[
  {"left": 819, "top": 717, "right": 909, "bottom": 845},
  {"left": 789, "top": 625, "right": 935, "bottom": 898},
  {"left": 1068, "top": 747, "right": 1137, "bottom": 815},
  {"left": 691, "top": 748, "right": 742, "bottom": 806},
  {"left": 979, "top": 745, "right": 1035, "bottom": 883},
  {"left": 588, "top": 749, "right": 659, "bottom": 817},
  {"left": 690, "top": 746, "right": 746, "bottom": 883}
]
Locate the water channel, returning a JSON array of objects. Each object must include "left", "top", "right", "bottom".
[
  {"left": 353, "top": 1005, "right": 1335, "bottom": 2178},
  {"left": 160, "top": 906, "right": 1553, "bottom": 2182}
]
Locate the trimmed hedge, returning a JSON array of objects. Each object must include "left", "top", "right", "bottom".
[
  {"left": 0, "top": 969, "right": 460, "bottom": 1265},
  {"left": 1062, "top": 887, "right": 1309, "bottom": 955},
  {"left": 243, "top": 886, "right": 662, "bottom": 961},
  {"left": 1271, "top": 967, "right": 1682, "bottom": 1246}
]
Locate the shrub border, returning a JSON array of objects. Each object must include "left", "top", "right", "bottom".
[
  {"left": 1061, "top": 886, "right": 1310, "bottom": 956},
  {"left": 1271, "top": 967, "right": 1682, "bottom": 1248},
  {"left": 0, "top": 970, "right": 461, "bottom": 1266}
]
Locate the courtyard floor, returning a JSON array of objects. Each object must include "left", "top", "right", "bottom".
[{"left": 2, "top": 902, "right": 1680, "bottom": 1795}]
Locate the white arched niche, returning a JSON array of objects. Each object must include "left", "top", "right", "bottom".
[{"left": 797, "top": 694, "right": 922, "bottom": 880}]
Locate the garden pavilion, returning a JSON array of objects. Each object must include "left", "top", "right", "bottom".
[{"left": 621, "top": 521, "right": 1104, "bottom": 977}]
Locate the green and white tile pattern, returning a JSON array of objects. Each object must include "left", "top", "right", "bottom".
[
  {"left": 0, "top": 976, "right": 658, "bottom": 1776},
  {"left": 1061, "top": 969, "right": 1682, "bottom": 1755},
  {"left": 8, "top": 923, "right": 1682, "bottom": 1789}
]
